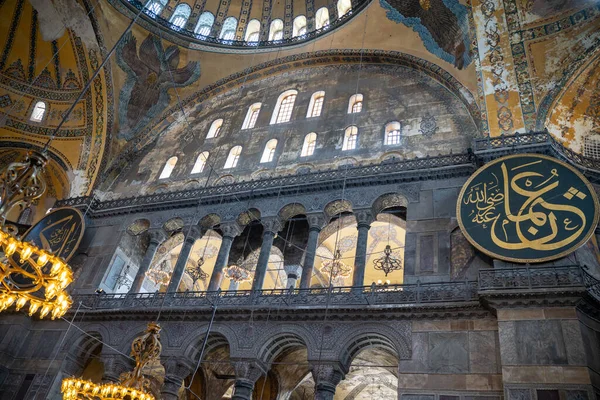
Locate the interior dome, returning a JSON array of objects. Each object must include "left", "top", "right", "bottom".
[{"left": 110, "top": 0, "right": 369, "bottom": 51}]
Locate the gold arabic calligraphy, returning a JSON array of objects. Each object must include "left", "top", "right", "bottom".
[{"left": 463, "top": 160, "right": 586, "bottom": 252}]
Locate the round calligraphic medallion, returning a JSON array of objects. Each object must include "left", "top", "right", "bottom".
[
  {"left": 457, "top": 154, "right": 599, "bottom": 263},
  {"left": 22, "top": 207, "right": 85, "bottom": 262}
]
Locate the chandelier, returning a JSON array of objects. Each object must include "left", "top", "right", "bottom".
[
  {"left": 62, "top": 322, "right": 162, "bottom": 400},
  {"left": 320, "top": 249, "right": 352, "bottom": 279},
  {"left": 145, "top": 260, "right": 171, "bottom": 286},
  {"left": 224, "top": 260, "right": 252, "bottom": 283},
  {"left": 373, "top": 245, "right": 403, "bottom": 277},
  {"left": 0, "top": 151, "right": 73, "bottom": 319},
  {"left": 186, "top": 256, "right": 209, "bottom": 287}
]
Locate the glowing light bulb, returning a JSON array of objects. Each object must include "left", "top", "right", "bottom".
[
  {"left": 5, "top": 239, "right": 17, "bottom": 256},
  {"left": 19, "top": 244, "right": 33, "bottom": 262},
  {"left": 40, "top": 304, "right": 51, "bottom": 318},
  {"left": 15, "top": 296, "right": 27, "bottom": 311},
  {"left": 37, "top": 252, "right": 49, "bottom": 266},
  {"left": 28, "top": 301, "right": 40, "bottom": 316}
]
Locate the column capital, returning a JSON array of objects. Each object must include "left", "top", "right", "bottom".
[
  {"left": 311, "top": 362, "right": 345, "bottom": 398},
  {"left": 261, "top": 217, "right": 283, "bottom": 234},
  {"left": 148, "top": 228, "right": 168, "bottom": 245},
  {"left": 354, "top": 209, "right": 374, "bottom": 228},
  {"left": 161, "top": 356, "right": 196, "bottom": 378},
  {"left": 220, "top": 221, "right": 243, "bottom": 238},
  {"left": 284, "top": 264, "right": 302, "bottom": 277},
  {"left": 307, "top": 212, "right": 327, "bottom": 231},
  {"left": 100, "top": 351, "right": 134, "bottom": 383},
  {"left": 183, "top": 226, "right": 203, "bottom": 243},
  {"left": 231, "top": 359, "right": 267, "bottom": 383}
]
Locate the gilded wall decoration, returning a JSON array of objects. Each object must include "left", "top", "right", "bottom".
[
  {"left": 116, "top": 32, "right": 201, "bottom": 140},
  {"left": 379, "top": 0, "right": 473, "bottom": 69}
]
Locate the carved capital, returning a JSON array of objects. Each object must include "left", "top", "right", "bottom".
[
  {"left": 148, "top": 228, "right": 168, "bottom": 246},
  {"left": 261, "top": 217, "right": 283, "bottom": 234},
  {"left": 183, "top": 226, "right": 203, "bottom": 243},
  {"left": 284, "top": 264, "right": 302, "bottom": 278},
  {"left": 100, "top": 352, "right": 134, "bottom": 383},
  {"left": 311, "top": 362, "right": 344, "bottom": 398},
  {"left": 220, "top": 221, "right": 243, "bottom": 239},
  {"left": 306, "top": 212, "right": 326, "bottom": 231},
  {"left": 231, "top": 359, "right": 266, "bottom": 383},
  {"left": 354, "top": 209, "right": 374, "bottom": 229},
  {"left": 161, "top": 357, "right": 195, "bottom": 398}
]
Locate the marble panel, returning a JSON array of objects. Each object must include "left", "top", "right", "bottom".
[
  {"left": 409, "top": 190, "right": 433, "bottom": 220},
  {"left": 561, "top": 320, "right": 586, "bottom": 366},
  {"left": 428, "top": 332, "right": 469, "bottom": 373},
  {"left": 514, "top": 320, "right": 568, "bottom": 365},
  {"left": 565, "top": 390, "right": 589, "bottom": 400},
  {"left": 498, "top": 321, "right": 517, "bottom": 365},
  {"left": 399, "top": 332, "right": 429, "bottom": 372},
  {"left": 469, "top": 331, "right": 499, "bottom": 373},
  {"left": 402, "top": 395, "right": 434, "bottom": 400},
  {"left": 508, "top": 388, "right": 532, "bottom": 400},
  {"left": 433, "top": 187, "right": 459, "bottom": 218}
]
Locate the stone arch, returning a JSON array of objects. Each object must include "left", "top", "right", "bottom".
[
  {"left": 335, "top": 324, "right": 411, "bottom": 369},
  {"left": 323, "top": 199, "right": 353, "bottom": 220},
  {"left": 214, "top": 174, "right": 236, "bottom": 185},
  {"left": 371, "top": 193, "right": 409, "bottom": 216},
  {"left": 163, "top": 217, "right": 184, "bottom": 233},
  {"left": 126, "top": 218, "right": 150, "bottom": 236},
  {"left": 148, "top": 183, "right": 169, "bottom": 194},
  {"left": 253, "top": 323, "right": 321, "bottom": 362},
  {"left": 199, "top": 213, "right": 221, "bottom": 229},
  {"left": 237, "top": 208, "right": 261, "bottom": 227},
  {"left": 278, "top": 203, "right": 307, "bottom": 223},
  {"left": 63, "top": 330, "right": 105, "bottom": 374},
  {"left": 180, "top": 324, "right": 239, "bottom": 360},
  {"left": 379, "top": 150, "right": 404, "bottom": 163}
]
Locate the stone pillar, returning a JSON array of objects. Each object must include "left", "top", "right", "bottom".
[
  {"left": 100, "top": 350, "right": 133, "bottom": 383},
  {"left": 300, "top": 213, "right": 326, "bottom": 289},
  {"left": 231, "top": 360, "right": 266, "bottom": 400},
  {"left": 228, "top": 280, "right": 240, "bottom": 291},
  {"left": 207, "top": 223, "right": 241, "bottom": 291},
  {"left": 161, "top": 357, "right": 195, "bottom": 400},
  {"left": 284, "top": 264, "right": 302, "bottom": 289},
  {"left": 129, "top": 229, "right": 166, "bottom": 293},
  {"left": 166, "top": 226, "right": 202, "bottom": 293},
  {"left": 251, "top": 218, "right": 282, "bottom": 291},
  {"left": 311, "top": 363, "right": 344, "bottom": 400},
  {"left": 352, "top": 209, "right": 373, "bottom": 288}
]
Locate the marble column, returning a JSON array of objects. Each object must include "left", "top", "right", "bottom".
[
  {"left": 352, "top": 210, "right": 373, "bottom": 288},
  {"left": 130, "top": 229, "right": 166, "bottom": 293},
  {"left": 100, "top": 350, "right": 134, "bottom": 383},
  {"left": 311, "top": 363, "right": 344, "bottom": 400},
  {"left": 166, "top": 226, "right": 202, "bottom": 293},
  {"left": 284, "top": 264, "right": 302, "bottom": 289},
  {"left": 207, "top": 223, "right": 241, "bottom": 291},
  {"left": 251, "top": 218, "right": 282, "bottom": 291},
  {"left": 300, "top": 213, "right": 325, "bottom": 289},
  {"left": 231, "top": 360, "right": 266, "bottom": 400},
  {"left": 161, "top": 357, "right": 195, "bottom": 400}
]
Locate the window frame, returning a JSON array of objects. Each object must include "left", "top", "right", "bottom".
[
  {"left": 159, "top": 156, "right": 178, "bottom": 179},
  {"left": 384, "top": 121, "right": 402, "bottom": 146},
  {"left": 224, "top": 146, "right": 242, "bottom": 169},
  {"left": 306, "top": 91, "right": 325, "bottom": 118},
  {"left": 191, "top": 151, "right": 210, "bottom": 174},
  {"left": 270, "top": 89, "right": 298, "bottom": 125},
  {"left": 337, "top": 0, "right": 352, "bottom": 17},
  {"left": 194, "top": 12, "right": 215, "bottom": 36},
  {"left": 145, "top": 0, "right": 167, "bottom": 15},
  {"left": 342, "top": 126, "right": 358, "bottom": 151},
  {"left": 30, "top": 101, "right": 46, "bottom": 122},
  {"left": 315, "top": 7, "right": 330, "bottom": 29},
  {"left": 220, "top": 17, "right": 238, "bottom": 41},
  {"left": 301, "top": 133, "right": 317, "bottom": 157},
  {"left": 242, "top": 103, "right": 262, "bottom": 130},
  {"left": 260, "top": 139, "right": 278, "bottom": 163},
  {"left": 269, "top": 19, "right": 284, "bottom": 41},
  {"left": 348, "top": 94, "right": 363, "bottom": 114},
  {"left": 169, "top": 3, "right": 192, "bottom": 29},
  {"left": 293, "top": 15, "right": 307, "bottom": 37},
  {"left": 245, "top": 19, "right": 261, "bottom": 42},
  {"left": 206, "top": 119, "right": 223, "bottom": 139}
]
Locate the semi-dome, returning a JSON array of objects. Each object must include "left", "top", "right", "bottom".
[{"left": 110, "top": 0, "right": 369, "bottom": 51}]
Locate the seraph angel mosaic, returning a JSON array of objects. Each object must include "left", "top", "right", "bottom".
[
  {"left": 457, "top": 154, "right": 599, "bottom": 263},
  {"left": 116, "top": 32, "right": 201, "bottom": 140},
  {"left": 380, "top": 0, "right": 472, "bottom": 69}
]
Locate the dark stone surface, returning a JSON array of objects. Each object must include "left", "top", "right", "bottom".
[
  {"left": 515, "top": 320, "right": 568, "bottom": 365},
  {"left": 508, "top": 389, "right": 532, "bottom": 400},
  {"left": 428, "top": 332, "right": 469, "bottom": 373}
]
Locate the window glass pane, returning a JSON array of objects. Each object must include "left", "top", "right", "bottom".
[
  {"left": 192, "top": 152, "right": 209, "bottom": 174},
  {"left": 225, "top": 146, "right": 242, "bottom": 168},
  {"left": 301, "top": 133, "right": 317, "bottom": 157},
  {"left": 30, "top": 101, "right": 46, "bottom": 122},
  {"left": 276, "top": 94, "right": 296, "bottom": 123},
  {"left": 310, "top": 96, "right": 324, "bottom": 117},
  {"left": 159, "top": 156, "right": 178, "bottom": 179}
]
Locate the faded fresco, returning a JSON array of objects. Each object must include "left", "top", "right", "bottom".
[
  {"left": 379, "top": 0, "right": 472, "bottom": 69},
  {"left": 116, "top": 32, "right": 201, "bottom": 141}
]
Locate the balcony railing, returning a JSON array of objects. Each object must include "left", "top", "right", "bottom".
[{"left": 70, "top": 265, "right": 599, "bottom": 313}]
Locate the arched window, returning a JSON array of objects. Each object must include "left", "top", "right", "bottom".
[
  {"left": 145, "top": 0, "right": 167, "bottom": 15},
  {"left": 337, "top": 0, "right": 352, "bottom": 17},
  {"left": 269, "top": 19, "right": 284, "bottom": 41},
  {"left": 245, "top": 19, "right": 261, "bottom": 42},
  {"left": 220, "top": 17, "right": 238, "bottom": 41},
  {"left": 293, "top": 15, "right": 307, "bottom": 37},
  {"left": 315, "top": 7, "right": 330, "bottom": 29},
  {"left": 195, "top": 12, "right": 215, "bottom": 36},
  {"left": 342, "top": 126, "right": 358, "bottom": 151},
  {"left": 30, "top": 101, "right": 46, "bottom": 122},
  {"left": 242, "top": 103, "right": 261, "bottom": 129},
  {"left": 224, "top": 146, "right": 242, "bottom": 169},
  {"left": 159, "top": 156, "right": 178, "bottom": 179},
  {"left": 170, "top": 4, "right": 191, "bottom": 29},
  {"left": 206, "top": 119, "right": 223, "bottom": 139},
  {"left": 307, "top": 91, "right": 325, "bottom": 118},
  {"left": 191, "top": 151, "right": 210, "bottom": 174},
  {"left": 385, "top": 121, "right": 402, "bottom": 145},
  {"left": 260, "top": 139, "right": 278, "bottom": 163},
  {"left": 271, "top": 90, "right": 298, "bottom": 124},
  {"left": 348, "top": 93, "right": 363, "bottom": 113},
  {"left": 301, "top": 133, "right": 317, "bottom": 157}
]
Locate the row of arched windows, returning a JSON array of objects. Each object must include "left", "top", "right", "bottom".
[
  {"left": 145, "top": 0, "right": 352, "bottom": 42},
  {"left": 204, "top": 92, "right": 363, "bottom": 141},
  {"left": 158, "top": 121, "right": 402, "bottom": 179}
]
